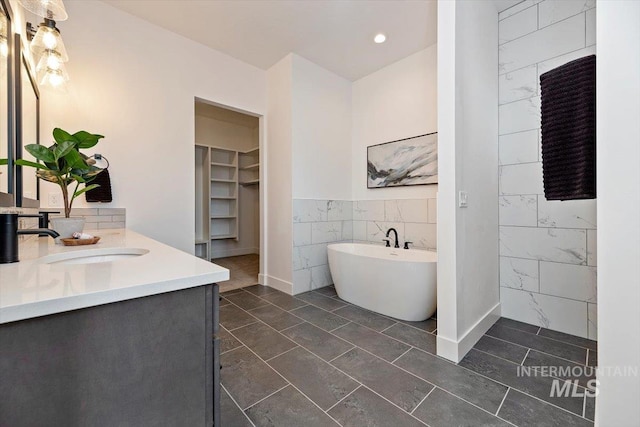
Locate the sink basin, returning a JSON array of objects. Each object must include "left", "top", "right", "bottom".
[{"left": 39, "top": 248, "right": 150, "bottom": 265}]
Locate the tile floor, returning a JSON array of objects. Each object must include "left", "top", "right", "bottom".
[
  {"left": 213, "top": 254, "right": 260, "bottom": 292},
  {"left": 219, "top": 285, "right": 596, "bottom": 427}
]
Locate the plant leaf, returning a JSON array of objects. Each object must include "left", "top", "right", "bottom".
[
  {"left": 74, "top": 184, "right": 100, "bottom": 198},
  {"left": 73, "top": 131, "right": 104, "bottom": 149},
  {"left": 53, "top": 128, "right": 77, "bottom": 145},
  {"left": 36, "top": 169, "right": 63, "bottom": 183},
  {"left": 70, "top": 174, "right": 86, "bottom": 183},
  {"left": 53, "top": 140, "right": 77, "bottom": 161},
  {"left": 63, "top": 149, "right": 88, "bottom": 169},
  {"left": 0, "top": 158, "right": 8, "bottom": 165},
  {"left": 25, "top": 144, "right": 56, "bottom": 163},
  {"left": 15, "top": 159, "right": 49, "bottom": 170}
]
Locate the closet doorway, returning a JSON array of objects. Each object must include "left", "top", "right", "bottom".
[{"left": 194, "top": 100, "right": 262, "bottom": 292}]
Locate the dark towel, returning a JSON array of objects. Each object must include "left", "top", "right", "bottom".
[
  {"left": 540, "top": 55, "right": 596, "bottom": 200},
  {"left": 85, "top": 169, "right": 113, "bottom": 202}
]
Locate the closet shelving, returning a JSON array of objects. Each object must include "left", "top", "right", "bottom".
[{"left": 195, "top": 144, "right": 260, "bottom": 259}]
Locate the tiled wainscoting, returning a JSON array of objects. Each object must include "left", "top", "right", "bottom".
[
  {"left": 50, "top": 208, "right": 127, "bottom": 230},
  {"left": 292, "top": 199, "right": 436, "bottom": 293},
  {"left": 498, "top": 0, "right": 597, "bottom": 339}
]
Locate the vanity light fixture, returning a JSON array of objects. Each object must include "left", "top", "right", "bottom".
[
  {"left": 17, "top": 0, "right": 68, "bottom": 21},
  {"left": 374, "top": 33, "right": 386, "bottom": 44}
]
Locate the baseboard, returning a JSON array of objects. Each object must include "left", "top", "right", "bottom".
[
  {"left": 264, "top": 275, "right": 293, "bottom": 295},
  {"left": 211, "top": 247, "right": 259, "bottom": 259},
  {"left": 437, "top": 302, "right": 501, "bottom": 363},
  {"left": 258, "top": 274, "right": 265, "bottom": 285}
]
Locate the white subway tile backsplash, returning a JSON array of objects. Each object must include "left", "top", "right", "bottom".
[
  {"left": 293, "top": 199, "right": 328, "bottom": 223},
  {"left": 499, "top": 65, "right": 538, "bottom": 105},
  {"left": 538, "top": 0, "right": 595, "bottom": 29},
  {"left": 587, "top": 229, "right": 597, "bottom": 266},
  {"left": 585, "top": 7, "right": 596, "bottom": 46},
  {"left": 499, "top": 5, "right": 538, "bottom": 44},
  {"left": 353, "top": 200, "right": 385, "bottom": 221},
  {"left": 500, "top": 226, "right": 587, "bottom": 265},
  {"left": 98, "top": 222, "right": 126, "bottom": 229},
  {"left": 327, "top": 200, "right": 353, "bottom": 221},
  {"left": 500, "top": 287, "right": 588, "bottom": 338},
  {"left": 500, "top": 257, "right": 539, "bottom": 292},
  {"left": 293, "top": 223, "right": 312, "bottom": 246},
  {"left": 98, "top": 208, "right": 125, "bottom": 216},
  {"left": 70, "top": 208, "right": 99, "bottom": 216},
  {"left": 384, "top": 199, "right": 429, "bottom": 223},
  {"left": 499, "top": 97, "right": 541, "bottom": 135},
  {"left": 499, "top": 195, "right": 538, "bottom": 226},
  {"left": 499, "top": 163, "right": 544, "bottom": 195},
  {"left": 499, "top": 130, "right": 539, "bottom": 165},
  {"left": 539, "top": 262, "right": 596, "bottom": 302},
  {"left": 499, "top": 14, "right": 585, "bottom": 74},
  {"left": 587, "top": 303, "right": 597, "bottom": 340},
  {"left": 311, "top": 221, "right": 342, "bottom": 244},
  {"left": 427, "top": 198, "right": 437, "bottom": 224},
  {"left": 499, "top": 0, "right": 543, "bottom": 21},
  {"left": 537, "top": 198, "right": 597, "bottom": 229}
]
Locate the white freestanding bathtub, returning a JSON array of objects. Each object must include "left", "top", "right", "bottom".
[{"left": 327, "top": 243, "right": 437, "bottom": 322}]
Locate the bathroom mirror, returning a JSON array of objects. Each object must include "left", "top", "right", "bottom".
[
  {"left": 15, "top": 34, "right": 40, "bottom": 208},
  {"left": 0, "top": 0, "right": 13, "bottom": 206}
]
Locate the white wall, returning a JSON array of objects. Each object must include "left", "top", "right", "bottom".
[
  {"left": 352, "top": 46, "right": 438, "bottom": 201},
  {"left": 14, "top": 0, "right": 266, "bottom": 253},
  {"left": 292, "top": 55, "right": 352, "bottom": 201},
  {"left": 437, "top": 0, "right": 500, "bottom": 362},
  {"left": 264, "top": 55, "right": 293, "bottom": 291},
  {"left": 195, "top": 116, "right": 257, "bottom": 152},
  {"left": 595, "top": 1, "right": 640, "bottom": 424},
  {"left": 497, "top": 0, "right": 597, "bottom": 340}
]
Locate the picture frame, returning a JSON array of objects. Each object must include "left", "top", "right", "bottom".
[{"left": 367, "top": 132, "right": 437, "bottom": 188}]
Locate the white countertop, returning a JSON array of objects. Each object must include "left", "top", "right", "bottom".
[{"left": 0, "top": 229, "right": 229, "bottom": 324}]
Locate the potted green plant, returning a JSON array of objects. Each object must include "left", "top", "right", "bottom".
[{"left": 15, "top": 128, "right": 105, "bottom": 239}]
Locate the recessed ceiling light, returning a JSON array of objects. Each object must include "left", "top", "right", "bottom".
[{"left": 374, "top": 33, "right": 386, "bottom": 44}]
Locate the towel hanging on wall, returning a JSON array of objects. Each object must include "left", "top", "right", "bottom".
[
  {"left": 86, "top": 154, "right": 113, "bottom": 203},
  {"left": 540, "top": 55, "right": 596, "bottom": 200}
]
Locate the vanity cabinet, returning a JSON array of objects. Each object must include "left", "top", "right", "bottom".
[{"left": 0, "top": 283, "right": 221, "bottom": 426}]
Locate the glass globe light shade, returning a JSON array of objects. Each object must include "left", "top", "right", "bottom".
[
  {"left": 38, "top": 60, "right": 69, "bottom": 88},
  {"left": 30, "top": 23, "right": 68, "bottom": 62},
  {"left": 17, "top": 0, "right": 68, "bottom": 21}
]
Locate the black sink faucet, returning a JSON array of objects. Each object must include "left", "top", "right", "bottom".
[
  {"left": 0, "top": 213, "right": 60, "bottom": 264},
  {"left": 385, "top": 228, "right": 400, "bottom": 248}
]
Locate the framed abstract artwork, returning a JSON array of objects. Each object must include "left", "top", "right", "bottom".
[{"left": 367, "top": 132, "right": 437, "bottom": 188}]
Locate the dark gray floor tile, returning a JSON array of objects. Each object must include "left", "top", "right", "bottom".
[
  {"left": 587, "top": 350, "right": 597, "bottom": 367},
  {"left": 498, "top": 389, "right": 593, "bottom": 427},
  {"left": 220, "top": 346, "right": 287, "bottom": 410},
  {"left": 314, "top": 286, "right": 337, "bottom": 297},
  {"left": 413, "top": 387, "right": 511, "bottom": 427},
  {"left": 395, "top": 349, "right": 508, "bottom": 413},
  {"left": 487, "top": 323, "right": 587, "bottom": 364},
  {"left": 332, "top": 347, "right": 433, "bottom": 412},
  {"left": 221, "top": 288, "right": 245, "bottom": 296},
  {"left": 474, "top": 335, "right": 529, "bottom": 364},
  {"left": 221, "top": 387, "right": 253, "bottom": 427},
  {"left": 243, "top": 284, "right": 279, "bottom": 296},
  {"left": 219, "top": 326, "right": 243, "bottom": 353},
  {"left": 246, "top": 385, "right": 340, "bottom": 427},
  {"left": 268, "top": 347, "right": 359, "bottom": 410},
  {"left": 260, "top": 291, "right": 308, "bottom": 311},
  {"left": 460, "top": 349, "right": 584, "bottom": 415},
  {"left": 296, "top": 291, "right": 348, "bottom": 311},
  {"left": 398, "top": 317, "right": 438, "bottom": 333},
  {"left": 220, "top": 298, "right": 231, "bottom": 307},
  {"left": 328, "top": 386, "right": 424, "bottom": 427},
  {"left": 524, "top": 350, "right": 596, "bottom": 388},
  {"left": 220, "top": 304, "right": 258, "bottom": 330},
  {"left": 224, "top": 291, "right": 270, "bottom": 310},
  {"left": 248, "top": 304, "right": 305, "bottom": 331},
  {"left": 230, "top": 322, "right": 298, "bottom": 360},
  {"left": 585, "top": 396, "right": 595, "bottom": 421},
  {"left": 333, "top": 305, "right": 397, "bottom": 332},
  {"left": 332, "top": 322, "right": 410, "bottom": 362},
  {"left": 539, "top": 328, "right": 598, "bottom": 351},
  {"left": 281, "top": 322, "right": 353, "bottom": 361},
  {"left": 497, "top": 317, "right": 541, "bottom": 334},
  {"left": 383, "top": 323, "right": 437, "bottom": 354},
  {"left": 290, "top": 305, "right": 350, "bottom": 332}
]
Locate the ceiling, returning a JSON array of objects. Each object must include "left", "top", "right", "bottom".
[{"left": 101, "top": 0, "right": 437, "bottom": 81}]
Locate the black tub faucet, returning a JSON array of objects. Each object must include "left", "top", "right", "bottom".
[
  {"left": 385, "top": 228, "right": 400, "bottom": 248},
  {"left": 0, "top": 213, "right": 60, "bottom": 264}
]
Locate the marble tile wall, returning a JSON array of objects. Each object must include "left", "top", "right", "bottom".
[
  {"left": 50, "top": 208, "right": 127, "bottom": 230},
  {"left": 292, "top": 198, "right": 437, "bottom": 293},
  {"left": 498, "top": 0, "right": 597, "bottom": 340}
]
